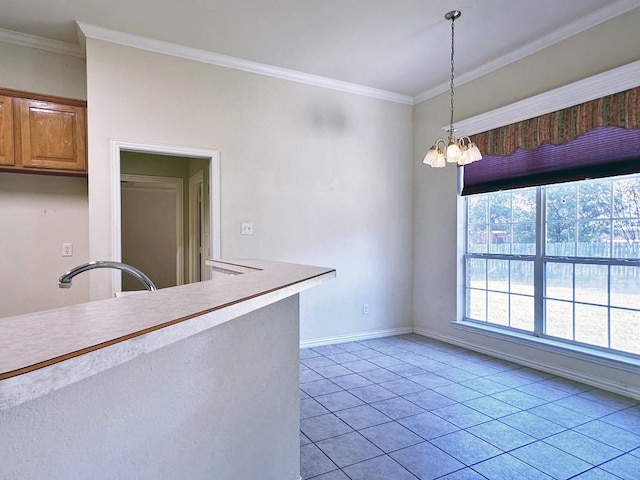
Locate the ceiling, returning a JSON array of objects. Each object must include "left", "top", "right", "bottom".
[{"left": 0, "top": 0, "right": 638, "bottom": 101}]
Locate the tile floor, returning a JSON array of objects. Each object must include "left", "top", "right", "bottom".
[{"left": 299, "top": 334, "right": 640, "bottom": 480}]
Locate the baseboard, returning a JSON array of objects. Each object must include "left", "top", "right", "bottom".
[
  {"left": 300, "top": 327, "right": 413, "bottom": 349},
  {"left": 413, "top": 327, "right": 640, "bottom": 400}
]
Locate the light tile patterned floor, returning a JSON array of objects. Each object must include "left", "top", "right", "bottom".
[{"left": 299, "top": 334, "right": 640, "bottom": 480}]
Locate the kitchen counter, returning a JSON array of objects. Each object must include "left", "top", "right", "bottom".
[
  {"left": 0, "top": 258, "right": 334, "bottom": 409},
  {"left": 0, "top": 258, "right": 334, "bottom": 480}
]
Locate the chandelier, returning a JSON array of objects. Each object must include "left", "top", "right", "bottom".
[{"left": 423, "top": 10, "right": 482, "bottom": 168}]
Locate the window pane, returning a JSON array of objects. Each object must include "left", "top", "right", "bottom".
[
  {"left": 512, "top": 189, "right": 536, "bottom": 222},
  {"left": 612, "top": 176, "right": 640, "bottom": 219},
  {"left": 488, "top": 225, "right": 511, "bottom": 254},
  {"left": 545, "top": 299, "right": 573, "bottom": 340},
  {"left": 612, "top": 175, "right": 640, "bottom": 259},
  {"left": 468, "top": 195, "right": 488, "bottom": 224},
  {"left": 575, "top": 264, "right": 608, "bottom": 305},
  {"left": 512, "top": 222, "right": 535, "bottom": 255},
  {"left": 487, "top": 260, "right": 509, "bottom": 292},
  {"left": 467, "top": 258, "right": 486, "bottom": 289},
  {"left": 575, "top": 304, "right": 608, "bottom": 348},
  {"left": 510, "top": 295, "right": 534, "bottom": 332},
  {"left": 511, "top": 260, "right": 533, "bottom": 295},
  {"left": 545, "top": 263, "right": 573, "bottom": 301},
  {"left": 578, "top": 180, "right": 611, "bottom": 220},
  {"left": 468, "top": 224, "right": 488, "bottom": 253},
  {"left": 612, "top": 220, "right": 640, "bottom": 258},
  {"left": 546, "top": 221, "right": 576, "bottom": 256},
  {"left": 610, "top": 265, "right": 640, "bottom": 310},
  {"left": 487, "top": 292, "right": 509, "bottom": 326},
  {"left": 546, "top": 184, "right": 576, "bottom": 222},
  {"left": 577, "top": 220, "right": 611, "bottom": 257},
  {"left": 489, "top": 192, "right": 511, "bottom": 224},
  {"left": 467, "top": 289, "right": 486, "bottom": 321},
  {"left": 611, "top": 308, "right": 640, "bottom": 355}
]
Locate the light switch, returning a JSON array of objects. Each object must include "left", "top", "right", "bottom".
[
  {"left": 62, "top": 243, "right": 73, "bottom": 257},
  {"left": 241, "top": 223, "right": 254, "bottom": 235}
]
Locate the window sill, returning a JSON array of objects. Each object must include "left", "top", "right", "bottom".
[{"left": 453, "top": 319, "right": 640, "bottom": 374}]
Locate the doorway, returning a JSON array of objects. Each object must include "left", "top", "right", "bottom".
[
  {"left": 120, "top": 174, "right": 183, "bottom": 290},
  {"left": 111, "top": 141, "right": 220, "bottom": 294}
]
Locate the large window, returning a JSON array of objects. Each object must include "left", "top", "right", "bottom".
[{"left": 464, "top": 173, "right": 640, "bottom": 357}]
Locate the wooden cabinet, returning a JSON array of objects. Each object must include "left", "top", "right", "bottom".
[
  {"left": 0, "top": 89, "right": 87, "bottom": 176},
  {"left": 17, "top": 99, "right": 86, "bottom": 173},
  {"left": 0, "top": 95, "right": 14, "bottom": 167}
]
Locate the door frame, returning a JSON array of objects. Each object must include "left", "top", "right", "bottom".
[
  {"left": 188, "top": 170, "right": 207, "bottom": 283},
  {"left": 120, "top": 174, "right": 184, "bottom": 286},
  {"left": 111, "top": 140, "right": 220, "bottom": 294}
]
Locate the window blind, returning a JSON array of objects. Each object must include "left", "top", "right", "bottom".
[
  {"left": 463, "top": 86, "right": 640, "bottom": 195},
  {"left": 462, "top": 126, "right": 640, "bottom": 195}
]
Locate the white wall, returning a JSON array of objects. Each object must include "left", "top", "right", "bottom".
[
  {"left": 0, "top": 173, "right": 89, "bottom": 317},
  {"left": 0, "top": 43, "right": 88, "bottom": 317},
  {"left": 0, "top": 42, "right": 86, "bottom": 99},
  {"left": 85, "top": 39, "right": 414, "bottom": 343},
  {"left": 413, "top": 7, "right": 640, "bottom": 394}
]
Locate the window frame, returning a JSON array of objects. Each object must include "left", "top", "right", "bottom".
[{"left": 463, "top": 175, "right": 640, "bottom": 359}]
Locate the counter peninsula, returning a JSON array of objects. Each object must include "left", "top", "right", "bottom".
[{"left": 0, "top": 259, "right": 335, "bottom": 480}]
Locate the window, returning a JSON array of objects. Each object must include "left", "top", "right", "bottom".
[{"left": 464, "top": 173, "right": 640, "bottom": 357}]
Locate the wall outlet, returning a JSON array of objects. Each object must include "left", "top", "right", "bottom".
[
  {"left": 363, "top": 304, "right": 370, "bottom": 315},
  {"left": 241, "top": 223, "right": 254, "bottom": 235},
  {"left": 62, "top": 243, "right": 73, "bottom": 257}
]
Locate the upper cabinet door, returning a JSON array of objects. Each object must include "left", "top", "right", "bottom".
[
  {"left": 0, "top": 95, "right": 14, "bottom": 166},
  {"left": 17, "top": 98, "right": 86, "bottom": 172}
]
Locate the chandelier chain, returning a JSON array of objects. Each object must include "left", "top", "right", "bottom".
[{"left": 449, "top": 14, "right": 456, "bottom": 142}]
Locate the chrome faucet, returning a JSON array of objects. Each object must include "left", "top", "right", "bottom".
[{"left": 58, "top": 261, "right": 157, "bottom": 292}]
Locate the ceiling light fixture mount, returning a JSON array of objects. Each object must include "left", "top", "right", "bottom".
[
  {"left": 423, "top": 10, "right": 482, "bottom": 168},
  {"left": 444, "top": 9, "right": 461, "bottom": 21}
]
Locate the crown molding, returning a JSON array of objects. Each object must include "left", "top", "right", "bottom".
[
  {"left": 449, "top": 59, "right": 640, "bottom": 136},
  {"left": 0, "top": 27, "right": 84, "bottom": 58},
  {"left": 75, "top": 22, "right": 413, "bottom": 105},
  {"left": 413, "top": 0, "right": 640, "bottom": 105}
]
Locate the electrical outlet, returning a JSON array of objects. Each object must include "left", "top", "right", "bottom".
[
  {"left": 363, "top": 304, "right": 370, "bottom": 315},
  {"left": 62, "top": 243, "right": 73, "bottom": 257},
  {"left": 241, "top": 223, "right": 254, "bottom": 235}
]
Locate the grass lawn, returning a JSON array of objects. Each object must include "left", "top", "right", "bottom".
[{"left": 468, "top": 281, "right": 640, "bottom": 355}]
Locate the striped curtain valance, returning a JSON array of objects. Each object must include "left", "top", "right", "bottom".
[{"left": 471, "top": 86, "right": 640, "bottom": 157}]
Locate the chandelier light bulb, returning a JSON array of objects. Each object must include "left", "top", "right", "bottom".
[
  {"left": 423, "top": 139, "right": 447, "bottom": 167},
  {"left": 457, "top": 136, "right": 483, "bottom": 165},
  {"left": 446, "top": 140, "right": 462, "bottom": 163}
]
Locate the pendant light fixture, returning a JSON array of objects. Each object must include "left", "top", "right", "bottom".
[{"left": 423, "top": 10, "right": 482, "bottom": 168}]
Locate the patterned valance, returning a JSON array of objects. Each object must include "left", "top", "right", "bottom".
[{"left": 471, "top": 86, "right": 640, "bottom": 157}]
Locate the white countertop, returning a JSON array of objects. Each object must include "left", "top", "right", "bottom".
[{"left": 0, "top": 259, "right": 335, "bottom": 409}]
